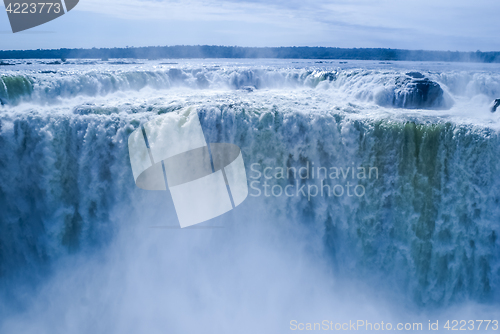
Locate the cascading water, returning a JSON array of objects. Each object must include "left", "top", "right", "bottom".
[{"left": 0, "top": 59, "right": 499, "bottom": 333}]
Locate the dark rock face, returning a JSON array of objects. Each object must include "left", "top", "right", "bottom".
[
  {"left": 376, "top": 72, "right": 452, "bottom": 110},
  {"left": 241, "top": 86, "right": 255, "bottom": 92},
  {"left": 320, "top": 72, "right": 337, "bottom": 81},
  {"left": 491, "top": 99, "right": 500, "bottom": 113},
  {"left": 406, "top": 71, "right": 426, "bottom": 79}
]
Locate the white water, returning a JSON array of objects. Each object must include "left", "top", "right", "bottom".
[{"left": 0, "top": 59, "right": 499, "bottom": 333}]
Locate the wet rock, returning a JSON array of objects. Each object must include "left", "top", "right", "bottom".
[
  {"left": 406, "top": 71, "right": 425, "bottom": 79},
  {"left": 375, "top": 73, "right": 452, "bottom": 110},
  {"left": 320, "top": 72, "right": 337, "bottom": 81},
  {"left": 491, "top": 99, "right": 500, "bottom": 113},
  {"left": 241, "top": 86, "right": 255, "bottom": 92}
]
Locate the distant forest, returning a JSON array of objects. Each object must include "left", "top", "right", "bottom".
[{"left": 0, "top": 46, "right": 499, "bottom": 62}]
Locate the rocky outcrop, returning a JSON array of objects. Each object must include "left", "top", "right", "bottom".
[
  {"left": 241, "top": 86, "right": 255, "bottom": 92},
  {"left": 491, "top": 99, "right": 500, "bottom": 113},
  {"left": 375, "top": 72, "right": 453, "bottom": 110},
  {"left": 405, "top": 71, "right": 425, "bottom": 79}
]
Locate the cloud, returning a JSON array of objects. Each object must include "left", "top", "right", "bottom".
[
  {"left": 1, "top": 0, "right": 499, "bottom": 50},
  {"left": 69, "top": 0, "right": 500, "bottom": 50}
]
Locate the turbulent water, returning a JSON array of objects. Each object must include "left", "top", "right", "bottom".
[{"left": 1, "top": 59, "right": 500, "bottom": 333}]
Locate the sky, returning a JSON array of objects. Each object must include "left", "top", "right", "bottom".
[{"left": 1, "top": 0, "right": 499, "bottom": 51}]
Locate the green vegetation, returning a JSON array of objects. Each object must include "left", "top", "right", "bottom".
[{"left": 0, "top": 46, "right": 499, "bottom": 62}]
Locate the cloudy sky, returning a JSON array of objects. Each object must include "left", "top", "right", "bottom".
[{"left": 1, "top": 0, "right": 499, "bottom": 51}]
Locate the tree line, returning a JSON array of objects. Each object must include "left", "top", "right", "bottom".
[{"left": 0, "top": 45, "right": 499, "bottom": 62}]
